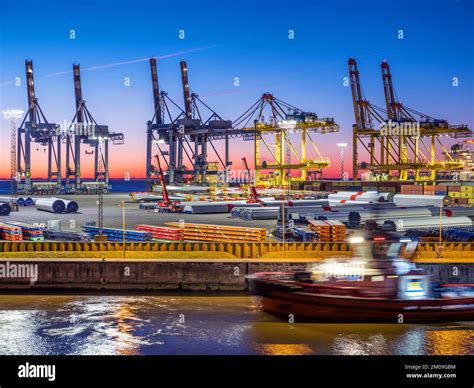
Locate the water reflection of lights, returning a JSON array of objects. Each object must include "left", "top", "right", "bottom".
[
  {"left": 1, "top": 296, "right": 473, "bottom": 355},
  {"left": 257, "top": 344, "right": 313, "bottom": 355},
  {"left": 66, "top": 297, "right": 149, "bottom": 355},
  {"left": 426, "top": 327, "right": 474, "bottom": 355},
  {"left": 0, "top": 310, "right": 49, "bottom": 355},
  {"left": 333, "top": 334, "right": 389, "bottom": 355}
]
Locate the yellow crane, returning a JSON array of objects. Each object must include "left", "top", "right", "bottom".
[
  {"left": 234, "top": 93, "right": 338, "bottom": 186},
  {"left": 349, "top": 58, "right": 471, "bottom": 181}
]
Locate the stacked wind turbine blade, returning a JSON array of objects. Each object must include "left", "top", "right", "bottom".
[{"left": 394, "top": 194, "right": 445, "bottom": 207}]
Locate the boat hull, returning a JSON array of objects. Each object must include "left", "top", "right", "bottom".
[{"left": 250, "top": 274, "right": 474, "bottom": 323}]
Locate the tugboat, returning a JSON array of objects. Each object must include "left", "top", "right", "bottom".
[{"left": 249, "top": 227, "right": 474, "bottom": 323}]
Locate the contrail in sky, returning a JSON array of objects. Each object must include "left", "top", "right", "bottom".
[
  {"left": 0, "top": 80, "right": 16, "bottom": 87},
  {"left": 45, "top": 45, "right": 219, "bottom": 77}
]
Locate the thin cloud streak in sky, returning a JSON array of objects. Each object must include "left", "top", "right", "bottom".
[
  {"left": 45, "top": 45, "right": 219, "bottom": 77},
  {"left": 0, "top": 80, "right": 16, "bottom": 87}
]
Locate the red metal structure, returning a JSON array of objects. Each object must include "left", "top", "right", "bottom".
[
  {"left": 242, "top": 157, "right": 261, "bottom": 203},
  {"left": 154, "top": 154, "right": 182, "bottom": 212}
]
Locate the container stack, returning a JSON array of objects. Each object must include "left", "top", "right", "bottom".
[
  {"left": 400, "top": 184, "right": 424, "bottom": 195},
  {"left": 423, "top": 185, "right": 435, "bottom": 196},
  {"left": 428, "top": 184, "right": 474, "bottom": 206},
  {"left": 435, "top": 185, "right": 449, "bottom": 196},
  {"left": 135, "top": 225, "right": 184, "bottom": 241},
  {"left": 6, "top": 222, "right": 44, "bottom": 241},
  {"left": 165, "top": 222, "right": 267, "bottom": 242},
  {"left": 0, "top": 223, "right": 23, "bottom": 241},
  {"left": 460, "top": 185, "right": 474, "bottom": 205}
]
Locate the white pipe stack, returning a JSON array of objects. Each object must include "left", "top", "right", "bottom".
[
  {"left": 353, "top": 207, "right": 434, "bottom": 223},
  {"left": 57, "top": 198, "right": 79, "bottom": 213},
  {"left": 394, "top": 194, "right": 445, "bottom": 208},
  {"left": 392, "top": 216, "right": 473, "bottom": 232},
  {"left": 328, "top": 191, "right": 393, "bottom": 203},
  {"left": 33, "top": 197, "right": 79, "bottom": 213},
  {"left": 0, "top": 196, "right": 33, "bottom": 206},
  {"left": 34, "top": 198, "right": 66, "bottom": 213},
  {"left": 329, "top": 200, "right": 373, "bottom": 206}
]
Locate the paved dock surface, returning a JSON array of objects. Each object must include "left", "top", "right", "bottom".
[{"left": 0, "top": 194, "right": 277, "bottom": 230}]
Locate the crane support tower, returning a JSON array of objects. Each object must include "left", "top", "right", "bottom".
[
  {"left": 65, "top": 63, "right": 124, "bottom": 193},
  {"left": 16, "top": 60, "right": 62, "bottom": 194},
  {"left": 349, "top": 58, "right": 471, "bottom": 181}
]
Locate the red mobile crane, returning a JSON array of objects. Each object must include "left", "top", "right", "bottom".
[
  {"left": 154, "top": 154, "right": 182, "bottom": 212},
  {"left": 242, "top": 157, "right": 262, "bottom": 204}
]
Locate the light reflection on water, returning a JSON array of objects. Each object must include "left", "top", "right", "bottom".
[{"left": 0, "top": 295, "right": 472, "bottom": 355}]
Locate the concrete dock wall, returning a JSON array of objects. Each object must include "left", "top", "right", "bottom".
[{"left": 0, "top": 259, "right": 472, "bottom": 291}]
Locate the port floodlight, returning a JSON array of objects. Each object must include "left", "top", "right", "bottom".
[
  {"left": 3, "top": 109, "right": 24, "bottom": 119},
  {"left": 349, "top": 236, "right": 364, "bottom": 244},
  {"left": 337, "top": 142, "right": 348, "bottom": 148}
]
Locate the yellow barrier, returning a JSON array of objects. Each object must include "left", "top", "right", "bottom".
[
  {"left": 415, "top": 242, "right": 473, "bottom": 252},
  {"left": 0, "top": 242, "right": 472, "bottom": 261},
  {"left": 0, "top": 241, "right": 351, "bottom": 258}
]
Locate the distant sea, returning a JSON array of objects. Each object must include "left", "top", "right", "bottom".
[{"left": 0, "top": 179, "right": 147, "bottom": 194}]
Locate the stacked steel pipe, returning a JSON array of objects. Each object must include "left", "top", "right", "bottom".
[
  {"left": 6, "top": 222, "right": 44, "bottom": 241},
  {"left": 82, "top": 225, "right": 151, "bottom": 241},
  {"left": 165, "top": 222, "right": 267, "bottom": 242},
  {"left": 0, "top": 223, "right": 23, "bottom": 240},
  {"left": 43, "top": 229, "right": 88, "bottom": 241},
  {"left": 136, "top": 225, "right": 184, "bottom": 241}
]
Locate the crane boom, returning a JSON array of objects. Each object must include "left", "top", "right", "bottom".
[
  {"left": 150, "top": 58, "right": 162, "bottom": 125},
  {"left": 348, "top": 58, "right": 366, "bottom": 130},
  {"left": 180, "top": 60, "right": 192, "bottom": 119},
  {"left": 381, "top": 61, "right": 397, "bottom": 120}
]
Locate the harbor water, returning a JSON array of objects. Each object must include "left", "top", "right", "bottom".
[{"left": 0, "top": 295, "right": 472, "bottom": 355}]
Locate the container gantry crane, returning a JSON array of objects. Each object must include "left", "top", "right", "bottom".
[
  {"left": 65, "top": 63, "right": 124, "bottom": 193},
  {"left": 234, "top": 93, "right": 339, "bottom": 186},
  {"left": 349, "top": 58, "right": 471, "bottom": 181},
  {"left": 145, "top": 58, "right": 258, "bottom": 188},
  {"left": 16, "top": 60, "right": 62, "bottom": 194}
]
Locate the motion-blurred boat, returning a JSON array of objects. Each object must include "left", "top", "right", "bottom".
[{"left": 249, "top": 231, "right": 474, "bottom": 323}]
